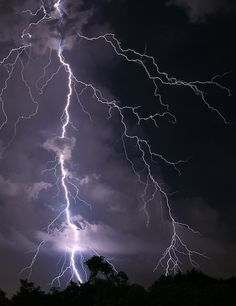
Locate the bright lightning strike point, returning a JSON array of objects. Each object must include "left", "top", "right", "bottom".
[{"left": 59, "top": 149, "right": 83, "bottom": 283}]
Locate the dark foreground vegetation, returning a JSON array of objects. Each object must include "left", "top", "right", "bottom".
[{"left": 1, "top": 256, "right": 236, "bottom": 306}]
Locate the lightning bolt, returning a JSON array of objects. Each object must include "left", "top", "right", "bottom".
[
  {"left": 0, "top": 0, "right": 231, "bottom": 284},
  {"left": 48, "top": 0, "right": 85, "bottom": 284}
]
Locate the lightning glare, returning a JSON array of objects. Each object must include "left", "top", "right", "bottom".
[{"left": 0, "top": 0, "right": 231, "bottom": 285}]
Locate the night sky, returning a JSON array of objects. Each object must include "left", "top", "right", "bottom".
[{"left": 0, "top": 0, "right": 235, "bottom": 295}]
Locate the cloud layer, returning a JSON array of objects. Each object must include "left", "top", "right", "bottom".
[
  {"left": 167, "top": 0, "right": 236, "bottom": 23},
  {"left": 0, "top": 0, "right": 111, "bottom": 53}
]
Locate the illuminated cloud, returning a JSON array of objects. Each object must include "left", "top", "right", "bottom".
[
  {"left": 25, "top": 181, "right": 52, "bottom": 200},
  {"left": 43, "top": 136, "right": 76, "bottom": 160}
]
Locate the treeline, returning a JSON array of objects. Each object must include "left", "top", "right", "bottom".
[{"left": 1, "top": 256, "right": 236, "bottom": 306}]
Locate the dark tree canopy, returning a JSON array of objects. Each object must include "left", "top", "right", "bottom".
[
  {"left": 85, "top": 256, "right": 115, "bottom": 282},
  {"left": 1, "top": 257, "right": 236, "bottom": 306}
]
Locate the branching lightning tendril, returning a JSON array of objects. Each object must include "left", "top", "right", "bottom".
[{"left": 0, "top": 0, "right": 231, "bottom": 285}]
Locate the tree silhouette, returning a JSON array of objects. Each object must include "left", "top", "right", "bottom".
[
  {"left": 0, "top": 262, "right": 235, "bottom": 306},
  {"left": 11, "top": 279, "right": 45, "bottom": 306},
  {"left": 114, "top": 271, "right": 129, "bottom": 285},
  {"left": 85, "top": 256, "right": 115, "bottom": 282},
  {"left": 148, "top": 270, "right": 236, "bottom": 306},
  {"left": 0, "top": 288, "right": 10, "bottom": 306}
]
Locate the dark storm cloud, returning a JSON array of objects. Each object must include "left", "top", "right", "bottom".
[
  {"left": 0, "top": 0, "right": 111, "bottom": 53},
  {"left": 56, "top": 0, "right": 114, "bottom": 49},
  {"left": 175, "top": 197, "right": 236, "bottom": 278},
  {"left": 0, "top": 0, "right": 29, "bottom": 43},
  {"left": 167, "top": 0, "right": 236, "bottom": 23}
]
